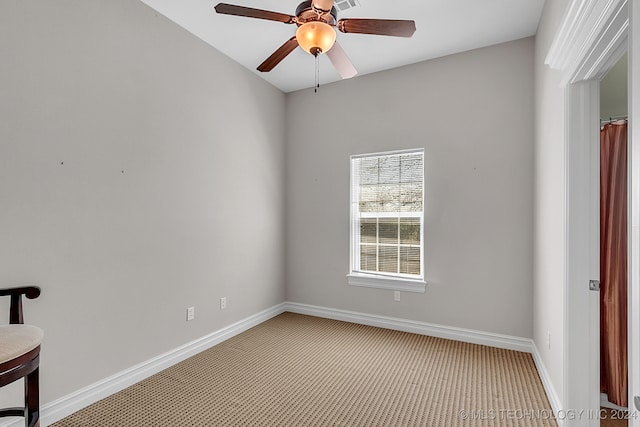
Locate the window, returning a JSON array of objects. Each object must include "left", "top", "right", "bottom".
[{"left": 348, "top": 149, "right": 426, "bottom": 293}]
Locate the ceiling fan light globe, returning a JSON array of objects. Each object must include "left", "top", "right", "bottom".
[{"left": 296, "top": 21, "right": 336, "bottom": 55}]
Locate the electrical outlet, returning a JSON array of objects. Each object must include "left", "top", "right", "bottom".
[
  {"left": 393, "top": 291, "right": 401, "bottom": 302},
  {"left": 186, "top": 306, "right": 195, "bottom": 321},
  {"left": 220, "top": 297, "right": 227, "bottom": 310},
  {"left": 547, "top": 330, "right": 551, "bottom": 349}
]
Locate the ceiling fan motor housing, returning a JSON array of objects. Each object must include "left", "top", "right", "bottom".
[{"left": 295, "top": 1, "right": 338, "bottom": 26}]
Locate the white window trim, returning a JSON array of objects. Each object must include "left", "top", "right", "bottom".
[
  {"left": 348, "top": 148, "right": 426, "bottom": 293},
  {"left": 346, "top": 272, "right": 426, "bottom": 293}
]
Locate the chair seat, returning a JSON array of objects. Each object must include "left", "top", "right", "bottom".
[{"left": 0, "top": 325, "right": 43, "bottom": 365}]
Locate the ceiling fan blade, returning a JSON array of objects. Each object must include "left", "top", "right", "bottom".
[
  {"left": 214, "top": 3, "right": 295, "bottom": 24},
  {"left": 326, "top": 42, "right": 357, "bottom": 79},
  {"left": 257, "top": 37, "right": 299, "bottom": 72},
  {"left": 338, "top": 18, "right": 416, "bottom": 37}
]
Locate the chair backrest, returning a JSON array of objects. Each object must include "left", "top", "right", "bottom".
[
  {"left": 0, "top": 286, "right": 42, "bottom": 427},
  {"left": 0, "top": 287, "right": 41, "bottom": 324}
]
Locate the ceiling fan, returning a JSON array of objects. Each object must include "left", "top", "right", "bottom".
[{"left": 214, "top": 0, "right": 416, "bottom": 79}]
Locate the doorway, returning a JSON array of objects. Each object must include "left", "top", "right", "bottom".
[
  {"left": 599, "top": 52, "right": 629, "bottom": 423},
  {"left": 547, "top": 0, "right": 639, "bottom": 426}
]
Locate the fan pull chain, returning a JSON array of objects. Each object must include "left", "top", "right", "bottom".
[{"left": 314, "top": 53, "right": 320, "bottom": 93}]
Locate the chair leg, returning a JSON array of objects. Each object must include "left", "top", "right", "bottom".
[{"left": 24, "top": 367, "right": 39, "bottom": 427}]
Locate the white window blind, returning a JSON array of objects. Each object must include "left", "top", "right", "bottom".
[{"left": 349, "top": 149, "right": 424, "bottom": 285}]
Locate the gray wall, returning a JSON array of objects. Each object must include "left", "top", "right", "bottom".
[
  {"left": 0, "top": 0, "right": 286, "bottom": 405},
  {"left": 285, "top": 37, "right": 535, "bottom": 338},
  {"left": 601, "top": 52, "right": 628, "bottom": 119},
  {"left": 533, "top": 0, "right": 570, "bottom": 402}
]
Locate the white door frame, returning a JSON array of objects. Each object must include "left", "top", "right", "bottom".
[
  {"left": 546, "top": 0, "right": 637, "bottom": 425},
  {"left": 564, "top": 78, "right": 601, "bottom": 425}
]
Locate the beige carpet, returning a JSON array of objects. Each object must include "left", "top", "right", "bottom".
[{"left": 52, "top": 312, "right": 557, "bottom": 426}]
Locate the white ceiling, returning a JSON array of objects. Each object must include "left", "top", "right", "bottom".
[{"left": 139, "top": 0, "right": 545, "bottom": 93}]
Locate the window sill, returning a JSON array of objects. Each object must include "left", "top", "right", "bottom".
[{"left": 346, "top": 273, "right": 426, "bottom": 293}]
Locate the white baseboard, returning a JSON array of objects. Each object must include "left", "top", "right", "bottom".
[
  {"left": 530, "top": 342, "right": 564, "bottom": 426},
  {"left": 0, "top": 303, "right": 287, "bottom": 427},
  {"left": 1, "top": 301, "right": 562, "bottom": 427},
  {"left": 284, "top": 302, "right": 533, "bottom": 352},
  {"left": 600, "top": 393, "right": 628, "bottom": 411}
]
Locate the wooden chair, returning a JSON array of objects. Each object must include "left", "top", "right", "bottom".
[{"left": 0, "top": 287, "right": 43, "bottom": 427}]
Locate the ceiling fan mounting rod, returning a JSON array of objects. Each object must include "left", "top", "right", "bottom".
[
  {"left": 295, "top": 1, "right": 337, "bottom": 26},
  {"left": 312, "top": 0, "right": 334, "bottom": 13}
]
